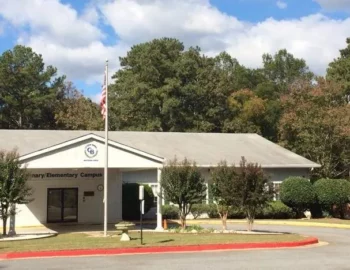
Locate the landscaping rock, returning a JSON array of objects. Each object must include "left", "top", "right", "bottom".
[{"left": 120, "top": 232, "right": 131, "bottom": 241}]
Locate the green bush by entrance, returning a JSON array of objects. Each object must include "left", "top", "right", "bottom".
[
  {"left": 257, "top": 201, "right": 296, "bottom": 219},
  {"left": 314, "top": 178, "right": 350, "bottom": 218},
  {"left": 206, "top": 201, "right": 295, "bottom": 219},
  {"left": 280, "top": 177, "right": 316, "bottom": 216},
  {"left": 191, "top": 204, "right": 211, "bottom": 219},
  {"left": 122, "top": 183, "right": 154, "bottom": 220},
  {"left": 161, "top": 205, "right": 179, "bottom": 219}
]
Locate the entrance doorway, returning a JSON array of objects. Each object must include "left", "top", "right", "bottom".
[{"left": 47, "top": 188, "right": 78, "bottom": 223}]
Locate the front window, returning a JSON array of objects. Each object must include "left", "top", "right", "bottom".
[{"left": 273, "top": 182, "right": 282, "bottom": 201}]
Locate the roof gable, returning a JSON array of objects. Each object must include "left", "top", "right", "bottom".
[{"left": 19, "top": 133, "right": 164, "bottom": 169}]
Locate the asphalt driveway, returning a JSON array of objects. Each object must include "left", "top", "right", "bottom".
[{"left": 2, "top": 224, "right": 350, "bottom": 270}]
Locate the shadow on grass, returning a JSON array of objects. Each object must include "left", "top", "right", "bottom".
[
  {"left": 157, "top": 239, "right": 174, "bottom": 243},
  {"left": 128, "top": 236, "right": 175, "bottom": 244},
  {"left": 252, "top": 230, "right": 292, "bottom": 234}
]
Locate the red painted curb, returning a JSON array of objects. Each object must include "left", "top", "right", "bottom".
[{"left": 1, "top": 237, "right": 318, "bottom": 260}]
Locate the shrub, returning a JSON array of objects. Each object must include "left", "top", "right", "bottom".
[
  {"left": 207, "top": 204, "right": 220, "bottom": 218},
  {"left": 191, "top": 204, "right": 211, "bottom": 219},
  {"left": 206, "top": 204, "right": 245, "bottom": 219},
  {"left": 314, "top": 178, "right": 350, "bottom": 218},
  {"left": 208, "top": 201, "right": 295, "bottom": 219},
  {"left": 227, "top": 207, "right": 245, "bottom": 219},
  {"left": 122, "top": 183, "right": 154, "bottom": 220},
  {"left": 161, "top": 205, "right": 179, "bottom": 219},
  {"left": 280, "top": 177, "right": 316, "bottom": 217},
  {"left": 258, "top": 201, "right": 296, "bottom": 219}
]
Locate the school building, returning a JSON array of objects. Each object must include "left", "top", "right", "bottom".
[{"left": 0, "top": 130, "right": 320, "bottom": 230}]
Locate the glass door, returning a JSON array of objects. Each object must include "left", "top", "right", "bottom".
[
  {"left": 63, "top": 189, "right": 78, "bottom": 222},
  {"left": 47, "top": 188, "right": 78, "bottom": 223},
  {"left": 47, "top": 189, "right": 62, "bottom": 222}
]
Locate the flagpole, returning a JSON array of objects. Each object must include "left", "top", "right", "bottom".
[{"left": 104, "top": 60, "right": 109, "bottom": 237}]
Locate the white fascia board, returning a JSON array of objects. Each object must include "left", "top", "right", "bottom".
[
  {"left": 106, "top": 137, "right": 164, "bottom": 163},
  {"left": 19, "top": 133, "right": 165, "bottom": 164}
]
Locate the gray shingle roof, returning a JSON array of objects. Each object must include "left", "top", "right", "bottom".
[{"left": 0, "top": 130, "right": 320, "bottom": 168}]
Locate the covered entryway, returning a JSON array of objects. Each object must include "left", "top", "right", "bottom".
[{"left": 47, "top": 188, "right": 78, "bottom": 223}]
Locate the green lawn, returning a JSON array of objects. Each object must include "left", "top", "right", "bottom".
[{"left": 0, "top": 232, "right": 305, "bottom": 253}]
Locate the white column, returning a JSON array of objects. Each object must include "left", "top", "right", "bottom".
[
  {"left": 156, "top": 168, "right": 163, "bottom": 231},
  {"left": 206, "top": 183, "right": 209, "bottom": 204}
]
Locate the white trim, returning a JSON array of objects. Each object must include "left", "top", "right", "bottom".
[
  {"left": 19, "top": 134, "right": 165, "bottom": 164},
  {"left": 272, "top": 181, "right": 283, "bottom": 201},
  {"left": 156, "top": 168, "right": 163, "bottom": 231}
]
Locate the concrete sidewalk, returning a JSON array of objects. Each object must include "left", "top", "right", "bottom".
[{"left": 180, "top": 219, "right": 350, "bottom": 229}]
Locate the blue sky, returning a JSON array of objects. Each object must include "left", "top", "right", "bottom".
[{"left": 0, "top": 0, "right": 350, "bottom": 101}]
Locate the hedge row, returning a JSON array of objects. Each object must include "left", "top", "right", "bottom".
[
  {"left": 161, "top": 201, "right": 295, "bottom": 220},
  {"left": 280, "top": 177, "right": 350, "bottom": 218}
]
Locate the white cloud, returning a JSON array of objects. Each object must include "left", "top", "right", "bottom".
[
  {"left": 0, "top": 0, "right": 123, "bottom": 83},
  {"left": 81, "top": 5, "right": 100, "bottom": 25},
  {"left": 314, "top": 0, "right": 350, "bottom": 11},
  {"left": 89, "top": 93, "right": 102, "bottom": 104},
  {"left": 0, "top": 21, "right": 4, "bottom": 36},
  {"left": 100, "top": 0, "right": 244, "bottom": 47},
  {"left": 276, "top": 1, "right": 288, "bottom": 9},
  {"left": 0, "top": 0, "right": 103, "bottom": 47},
  {"left": 25, "top": 36, "right": 128, "bottom": 82},
  {"left": 0, "top": 0, "right": 349, "bottom": 87},
  {"left": 99, "top": 0, "right": 350, "bottom": 75},
  {"left": 223, "top": 14, "right": 350, "bottom": 75}
]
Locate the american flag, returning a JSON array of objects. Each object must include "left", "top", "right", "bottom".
[{"left": 100, "top": 68, "right": 107, "bottom": 120}]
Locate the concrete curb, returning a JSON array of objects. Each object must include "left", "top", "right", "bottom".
[
  {"left": 180, "top": 220, "right": 350, "bottom": 229},
  {"left": 0, "top": 237, "right": 318, "bottom": 260},
  {"left": 0, "top": 233, "right": 57, "bottom": 242}
]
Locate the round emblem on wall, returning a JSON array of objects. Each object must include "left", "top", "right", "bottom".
[
  {"left": 85, "top": 144, "right": 98, "bottom": 158},
  {"left": 97, "top": 184, "right": 104, "bottom": 191}
]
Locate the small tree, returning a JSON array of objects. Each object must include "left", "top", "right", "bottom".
[
  {"left": 280, "top": 177, "right": 316, "bottom": 217},
  {"left": 314, "top": 179, "right": 350, "bottom": 218},
  {"left": 0, "top": 149, "right": 33, "bottom": 236},
  {"left": 160, "top": 158, "right": 206, "bottom": 229},
  {"left": 238, "top": 157, "right": 273, "bottom": 231},
  {"left": 211, "top": 161, "right": 240, "bottom": 230}
]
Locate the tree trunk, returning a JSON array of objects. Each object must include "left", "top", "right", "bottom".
[
  {"left": 339, "top": 204, "right": 345, "bottom": 219},
  {"left": 222, "top": 212, "right": 228, "bottom": 231},
  {"left": 247, "top": 218, "right": 254, "bottom": 232},
  {"left": 246, "top": 209, "right": 255, "bottom": 232},
  {"left": 180, "top": 215, "right": 186, "bottom": 229},
  {"left": 2, "top": 217, "right": 7, "bottom": 236}
]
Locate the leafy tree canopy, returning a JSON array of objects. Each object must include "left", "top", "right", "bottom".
[
  {"left": 279, "top": 78, "right": 350, "bottom": 179},
  {"left": 262, "top": 49, "right": 314, "bottom": 92},
  {"left": 0, "top": 45, "right": 65, "bottom": 129},
  {"left": 0, "top": 149, "right": 32, "bottom": 236},
  {"left": 55, "top": 82, "right": 103, "bottom": 130},
  {"left": 327, "top": 38, "right": 350, "bottom": 98}
]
